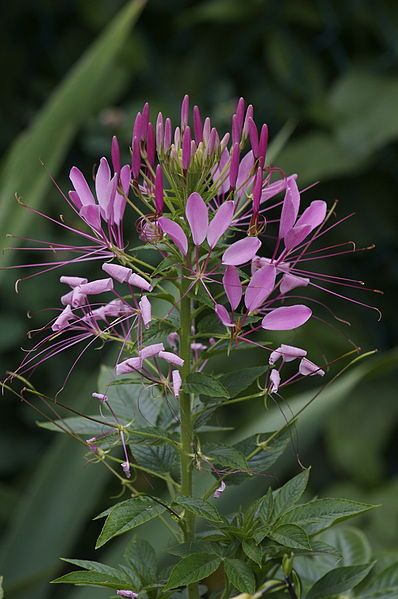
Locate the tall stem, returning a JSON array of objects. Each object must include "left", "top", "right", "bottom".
[{"left": 179, "top": 268, "right": 199, "bottom": 599}]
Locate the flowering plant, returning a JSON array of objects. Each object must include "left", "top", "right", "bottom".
[{"left": 4, "top": 96, "right": 384, "bottom": 598}]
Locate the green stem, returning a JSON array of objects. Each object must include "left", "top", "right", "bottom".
[{"left": 179, "top": 267, "right": 200, "bottom": 599}]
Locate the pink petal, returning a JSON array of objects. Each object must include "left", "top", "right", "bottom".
[
  {"left": 262, "top": 304, "right": 312, "bottom": 331},
  {"left": 269, "top": 369, "right": 281, "bottom": 394},
  {"left": 185, "top": 192, "right": 208, "bottom": 245},
  {"left": 280, "top": 273, "right": 310, "bottom": 295},
  {"left": 60, "top": 276, "right": 88, "bottom": 288},
  {"left": 79, "top": 278, "right": 114, "bottom": 295},
  {"left": 279, "top": 178, "right": 300, "bottom": 238},
  {"left": 295, "top": 200, "right": 327, "bottom": 231},
  {"left": 128, "top": 273, "right": 152, "bottom": 292},
  {"left": 116, "top": 357, "right": 142, "bottom": 375},
  {"left": 269, "top": 344, "right": 307, "bottom": 365},
  {"left": 68, "top": 191, "right": 82, "bottom": 210},
  {"left": 244, "top": 263, "right": 276, "bottom": 313},
  {"left": 158, "top": 351, "right": 184, "bottom": 367},
  {"left": 140, "top": 343, "right": 164, "bottom": 359},
  {"left": 52, "top": 305, "right": 74, "bottom": 331},
  {"left": 223, "top": 265, "right": 242, "bottom": 311},
  {"left": 261, "top": 174, "right": 297, "bottom": 204},
  {"left": 69, "top": 167, "right": 95, "bottom": 206},
  {"left": 299, "top": 357, "right": 325, "bottom": 377},
  {"left": 95, "top": 158, "right": 111, "bottom": 215},
  {"left": 172, "top": 370, "right": 182, "bottom": 397},
  {"left": 235, "top": 150, "right": 254, "bottom": 198},
  {"left": 102, "top": 263, "right": 132, "bottom": 283},
  {"left": 113, "top": 164, "right": 129, "bottom": 225},
  {"left": 215, "top": 304, "right": 234, "bottom": 327},
  {"left": 284, "top": 224, "right": 311, "bottom": 251},
  {"left": 222, "top": 237, "right": 262, "bottom": 266},
  {"left": 207, "top": 201, "right": 234, "bottom": 248},
  {"left": 139, "top": 295, "right": 151, "bottom": 327},
  {"left": 79, "top": 205, "right": 102, "bottom": 231},
  {"left": 158, "top": 217, "right": 188, "bottom": 256}
]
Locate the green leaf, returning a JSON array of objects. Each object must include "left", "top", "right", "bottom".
[
  {"left": 165, "top": 553, "right": 222, "bottom": 589},
  {"left": 231, "top": 429, "right": 291, "bottom": 483},
  {"left": 184, "top": 372, "right": 229, "bottom": 398},
  {"left": 52, "top": 570, "right": 129, "bottom": 589},
  {"left": 0, "top": 0, "right": 145, "bottom": 272},
  {"left": 39, "top": 416, "right": 113, "bottom": 436},
  {"left": 60, "top": 559, "right": 124, "bottom": 579},
  {"left": 174, "top": 497, "right": 223, "bottom": 523},
  {"left": 224, "top": 558, "right": 256, "bottom": 594},
  {"left": 269, "top": 524, "right": 311, "bottom": 550},
  {"left": 279, "top": 498, "right": 375, "bottom": 535},
  {"left": 272, "top": 469, "right": 310, "bottom": 519},
  {"left": 0, "top": 577, "right": 3, "bottom": 599},
  {"left": 257, "top": 487, "right": 274, "bottom": 528},
  {"left": 323, "top": 526, "right": 372, "bottom": 566},
  {"left": 242, "top": 540, "right": 263, "bottom": 567},
  {"left": 129, "top": 443, "right": 178, "bottom": 474},
  {"left": 123, "top": 537, "right": 157, "bottom": 588},
  {"left": 206, "top": 446, "right": 248, "bottom": 471},
  {"left": 305, "top": 562, "right": 375, "bottom": 599},
  {"left": 95, "top": 497, "right": 166, "bottom": 548},
  {"left": 220, "top": 366, "right": 268, "bottom": 398},
  {"left": 361, "top": 562, "right": 398, "bottom": 598}
]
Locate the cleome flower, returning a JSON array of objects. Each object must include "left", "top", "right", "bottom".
[{"left": 6, "top": 94, "right": 380, "bottom": 422}]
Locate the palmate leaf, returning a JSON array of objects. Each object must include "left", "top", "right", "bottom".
[
  {"left": 123, "top": 537, "right": 157, "bottom": 588},
  {"left": 129, "top": 443, "right": 178, "bottom": 475},
  {"left": 279, "top": 498, "right": 375, "bottom": 536},
  {"left": 165, "top": 553, "right": 222, "bottom": 589},
  {"left": 224, "top": 558, "right": 256, "bottom": 594},
  {"left": 174, "top": 497, "right": 223, "bottom": 524},
  {"left": 272, "top": 468, "right": 310, "bottom": 520},
  {"left": 184, "top": 372, "right": 230, "bottom": 398},
  {"left": 205, "top": 446, "right": 248, "bottom": 471},
  {"left": 95, "top": 497, "right": 166, "bottom": 549},
  {"left": 0, "top": 0, "right": 146, "bottom": 273},
  {"left": 305, "top": 562, "right": 375, "bottom": 599},
  {"left": 269, "top": 523, "right": 311, "bottom": 551},
  {"left": 52, "top": 570, "right": 130, "bottom": 590}
]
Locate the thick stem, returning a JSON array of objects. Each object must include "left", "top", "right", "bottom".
[{"left": 179, "top": 269, "right": 199, "bottom": 599}]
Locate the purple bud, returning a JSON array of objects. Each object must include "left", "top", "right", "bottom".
[
  {"left": 229, "top": 142, "right": 240, "bottom": 189},
  {"left": 181, "top": 94, "right": 189, "bottom": 129},
  {"left": 132, "top": 112, "right": 142, "bottom": 144},
  {"left": 235, "top": 97, "right": 245, "bottom": 131},
  {"left": 131, "top": 136, "right": 141, "bottom": 180},
  {"left": 164, "top": 117, "right": 172, "bottom": 150},
  {"left": 121, "top": 461, "right": 131, "bottom": 478},
  {"left": 156, "top": 112, "right": 164, "bottom": 152},
  {"left": 155, "top": 165, "right": 164, "bottom": 214},
  {"left": 206, "top": 128, "right": 217, "bottom": 157},
  {"left": 111, "top": 136, "right": 121, "bottom": 173},
  {"left": 242, "top": 104, "right": 253, "bottom": 139},
  {"left": 182, "top": 126, "right": 192, "bottom": 170},
  {"left": 214, "top": 480, "right": 226, "bottom": 498},
  {"left": 231, "top": 114, "right": 240, "bottom": 145},
  {"left": 299, "top": 357, "right": 325, "bottom": 377},
  {"left": 193, "top": 105, "right": 203, "bottom": 142},
  {"left": 141, "top": 102, "right": 150, "bottom": 139},
  {"left": 174, "top": 126, "right": 181, "bottom": 149},
  {"left": 146, "top": 122, "right": 155, "bottom": 166},
  {"left": 117, "top": 592, "right": 138, "bottom": 598},
  {"left": 248, "top": 117, "right": 259, "bottom": 156},
  {"left": 203, "top": 117, "right": 211, "bottom": 142},
  {"left": 92, "top": 392, "right": 108, "bottom": 402},
  {"left": 258, "top": 124, "right": 268, "bottom": 169},
  {"left": 215, "top": 304, "right": 234, "bottom": 328}
]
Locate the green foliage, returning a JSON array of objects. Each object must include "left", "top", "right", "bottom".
[
  {"left": 305, "top": 562, "right": 375, "bottom": 599},
  {"left": 184, "top": 372, "right": 230, "bottom": 398},
  {"left": 95, "top": 497, "right": 166, "bottom": 549},
  {"left": 224, "top": 558, "right": 256, "bottom": 594},
  {"left": 165, "top": 553, "right": 222, "bottom": 589}
]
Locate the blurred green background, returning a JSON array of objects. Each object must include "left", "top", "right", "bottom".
[{"left": 1, "top": 0, "right": 398, "bottom": 597}]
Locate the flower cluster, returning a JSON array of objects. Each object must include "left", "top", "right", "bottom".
[{"left": 8, "top": 95, "right": 379, "bottom": 475}]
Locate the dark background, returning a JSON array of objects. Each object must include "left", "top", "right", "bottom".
[{"left": 1, "top": 1, "right": 397, "bottom": 598}]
